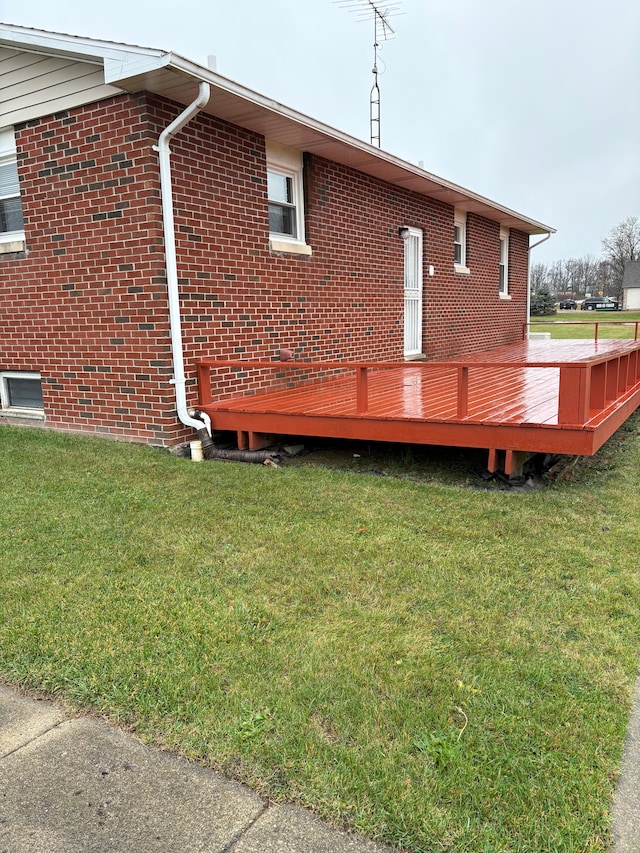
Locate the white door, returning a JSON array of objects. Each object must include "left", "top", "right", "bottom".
[{"left": 403, "top": 227, "right": 423, "bottom": 357}]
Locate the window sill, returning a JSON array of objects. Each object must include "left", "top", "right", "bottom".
[
  {"left": 1, "top": 408, "right": 45, "bottom": 421},
  {"left": 454, "top": 264, "right": 470, "bottom": 275},
  {"left": 499, "top": 292, "right": 512, "bottom": 300},
  {"left": 0, "top": 237, "right": 26, "bottom": 254},
  {"left": 404, "top": 353, "right": 426, "bottom": 361},
  {"left": 270, "top": 238, "right": 312, "bottom": 256}
]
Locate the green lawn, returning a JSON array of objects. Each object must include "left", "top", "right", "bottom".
[
  {"left": 2, "top": 422, "right": 640, "bottom": 851},
  {"left": 530, "top": 310, "right": 640, "bottom": 339}
]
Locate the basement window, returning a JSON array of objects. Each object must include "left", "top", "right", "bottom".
[
  {"left": 1, "top": 372, "right": 44, "bottom": 416},
  {"left": 0, "top": 126, "right": 25, "bottom": 253}
]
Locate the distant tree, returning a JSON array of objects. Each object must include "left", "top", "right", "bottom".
[
  {"left": 602, "top": 216, "right": 640, "bottom": 298},
  {"left": 530, "top": 262, "right": 548, "bottom": 293},
  {"left": 530, "top": 284, "right": 557, "bottom": 315},
  {"left": 547, "top": 259, "right": 572, "bottom": 296},
  {"left": 594, "top": 259, "right": 614, "bottom": 297},
  {"left": 571, "top": 255, "right": 600, "bottom": 296}
]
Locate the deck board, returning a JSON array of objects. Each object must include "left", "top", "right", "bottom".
[{"left": 197, "top": 339, "right": 640, "bottom": 460}]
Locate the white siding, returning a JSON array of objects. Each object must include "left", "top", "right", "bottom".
[
  {"left": 623, "top": 288, "right": 640, "bottom": 310},
  {"left": 0, "top": 47, "right": 122, "bottom": 126}
]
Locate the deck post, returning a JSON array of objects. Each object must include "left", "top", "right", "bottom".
[
  {"left": 197, "top": 363, "right": 212, "bottom": 406},
  {"left": 589, "top": 363, "right": 607, "bottom": 411},
  {"left": 456, "top": 366, "right": 469, "bottom": 419},
  {"left": 558, "top": 366, "right": 590, "bottom": 424},
  {"left": 356, "top": 366, "right": 369, "bottom": 413},
  {"left": 606, "top": 358, "right": 620, "bottom": 401},
  {"left": 487, "top": 448, "right": 503, "bottom": 473},
  {"left": 248, "top": 431, "right": 277, "bottom": 451},
  {"left": 504, "top": 450, "right": 533, "bottom": 479},
  {"left": 618, "top": 354, "right": 630, "bottom": 394}
]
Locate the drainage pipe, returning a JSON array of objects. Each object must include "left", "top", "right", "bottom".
[
  {"left": 155, "top": 81, "right": 211, "bottom": 434},
  {"left": 526, "top": 232, "right": 552, "bottom": 338}
]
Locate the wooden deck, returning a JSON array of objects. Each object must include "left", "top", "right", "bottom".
[{"left": 196, "top": 339, "right": 640, "bottom": 476}]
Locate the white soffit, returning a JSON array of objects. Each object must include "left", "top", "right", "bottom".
[{"left": 111, "top": 55, "right": 555, "bottom": 237}]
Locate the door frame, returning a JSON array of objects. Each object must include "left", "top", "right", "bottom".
[{"left": 403, "top": 226, "right": 424, "bottom": 358}]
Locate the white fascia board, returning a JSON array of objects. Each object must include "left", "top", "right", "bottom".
[{"left": 0, "top": 23, "right": 165, "bottom": 67}]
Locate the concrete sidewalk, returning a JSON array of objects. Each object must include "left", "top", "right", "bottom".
[
  {"left": 0, "top": 683, "right": 393, "bottom": 853},
  {"left": 3, "top": 679, "right": 640, "bottom": 852},
  {"left": 612, "top": 676, "right": 640, "bottom": 852}
]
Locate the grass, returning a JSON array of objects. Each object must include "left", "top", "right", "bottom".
[
  {"left": 530, "top": 310, "right": 640, "bottom": 339},
  {"left": 2, "top": 421, "right": 640, "bottom": 851}
]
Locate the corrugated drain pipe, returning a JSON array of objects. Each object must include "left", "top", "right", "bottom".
[{"left": 189, "top": 410, "right": 277, "bottom": 463}]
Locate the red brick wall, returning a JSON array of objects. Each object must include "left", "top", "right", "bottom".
[
  {"left": 1, "top": 92, "right": 530, "bottom": 445},
  {"left": 423, "top": 213, "right": 529, "bottom": 361},
  {"left": 1, "top": 94, "right": 180, "bottom": 443}
]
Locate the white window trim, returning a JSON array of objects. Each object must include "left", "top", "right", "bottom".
[
  {"left": 0, "top": 126, "right": 25, "bottom": 249},
  {"left": 454, "top": 210, "right": 469, "bottom": 274},
  {"left": 499, "top": 226, "right": 510, "bottom": 297},
  {"left": 266, "top": 141, "right": 311, "bottom": 256},
  {"left": 0, "top": 371, "right": 45, "bottom": 419}
]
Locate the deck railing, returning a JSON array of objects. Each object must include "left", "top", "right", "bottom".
[
  {"left": 197, "top": 345, "right": 640, "bottom": 427},
  {"left": 525, "top": 320, "right": 640, "bottom": 342}
]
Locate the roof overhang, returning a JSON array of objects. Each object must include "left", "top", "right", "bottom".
[{"left": 0, "top": 23, "right": 555, "bottom": 238}]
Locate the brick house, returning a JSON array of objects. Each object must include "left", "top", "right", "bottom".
[{"left": 0, "top": 23, "right": 554, "bottom": 447}]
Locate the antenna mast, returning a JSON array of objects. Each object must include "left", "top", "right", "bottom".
[{"left": 335, "top": 0, "right": 401, "bottom": 147}]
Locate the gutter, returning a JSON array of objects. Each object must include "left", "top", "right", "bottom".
[
  {"left": 154, "top": 81, "right": 211, "bottom": 435},
  {"left": 526, "top": 232, "right": 552, "bottom": 339}
]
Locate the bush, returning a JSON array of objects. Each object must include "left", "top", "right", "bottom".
[{"left": 531, "top": 285, "right": 557, "bottom": 315}]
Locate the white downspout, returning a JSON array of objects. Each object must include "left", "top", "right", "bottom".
[
  {"left": 155, "top": 81, "right": 211, "bottom": 434},
  {"left": 527, "top": 232, "right": 552, "bottom": 339}
]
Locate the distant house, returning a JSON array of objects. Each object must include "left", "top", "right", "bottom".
[
  {"left": 0, "top": 23, "right": 554, "bottom": 447},
  {"left": 622, "top": 261, "right": 640, "bottom": 310}
]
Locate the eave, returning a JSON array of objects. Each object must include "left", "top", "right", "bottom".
[{"left": 0, "top": 22, "right": 555, "bottom": 238}]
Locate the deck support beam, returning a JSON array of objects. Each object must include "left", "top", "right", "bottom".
[
  {"left": 237, "top": 430, "right": 278, "bottom": 451},
  {"left": 488, "top": 448, "right": 535, "bottom": 480}
]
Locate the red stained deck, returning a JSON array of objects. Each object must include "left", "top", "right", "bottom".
[{"left": 196, "top": 339, "right": 640, "bottom": 475}]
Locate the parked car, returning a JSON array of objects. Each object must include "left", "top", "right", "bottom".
[
  {"left": 558, "top": 299, "right": 577, "bottom": 309},
  {"left": 580, "top": 296, "right": 621, "bottom": 311}
]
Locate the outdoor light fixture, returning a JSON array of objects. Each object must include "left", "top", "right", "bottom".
[{"left": 398, "top": 226, "right": 410, "bottom": 240}]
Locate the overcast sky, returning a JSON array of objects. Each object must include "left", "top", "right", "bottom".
[{"left": 3, "top": 0, "right": 639, "bottom": 264}]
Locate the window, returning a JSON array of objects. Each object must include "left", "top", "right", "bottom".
[
  {"left": 454, "top": 210, "right": 468, "bottom": 273},
  {"left": 1, "top": 372, "right": 44, "bottom": 415},
  {"left": 499, "top": 227, "right": 509, "bottom": 296},
  {"left": 0, "top": 127, "right": 25, "bottom": 247},
  {"left": 266, "top": 140, "right": 311, "bottom": 255},
  {"left": 268, "top": 169, "right": 298, "bottom": 239}
]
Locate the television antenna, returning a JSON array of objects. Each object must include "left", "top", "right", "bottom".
[{"left": 335, "top": 0, "right": 402, "bottom": 147}]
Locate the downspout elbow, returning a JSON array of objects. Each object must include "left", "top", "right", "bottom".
[{"left": 158, "top": 82, "right": 210, "bottom": 151}]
